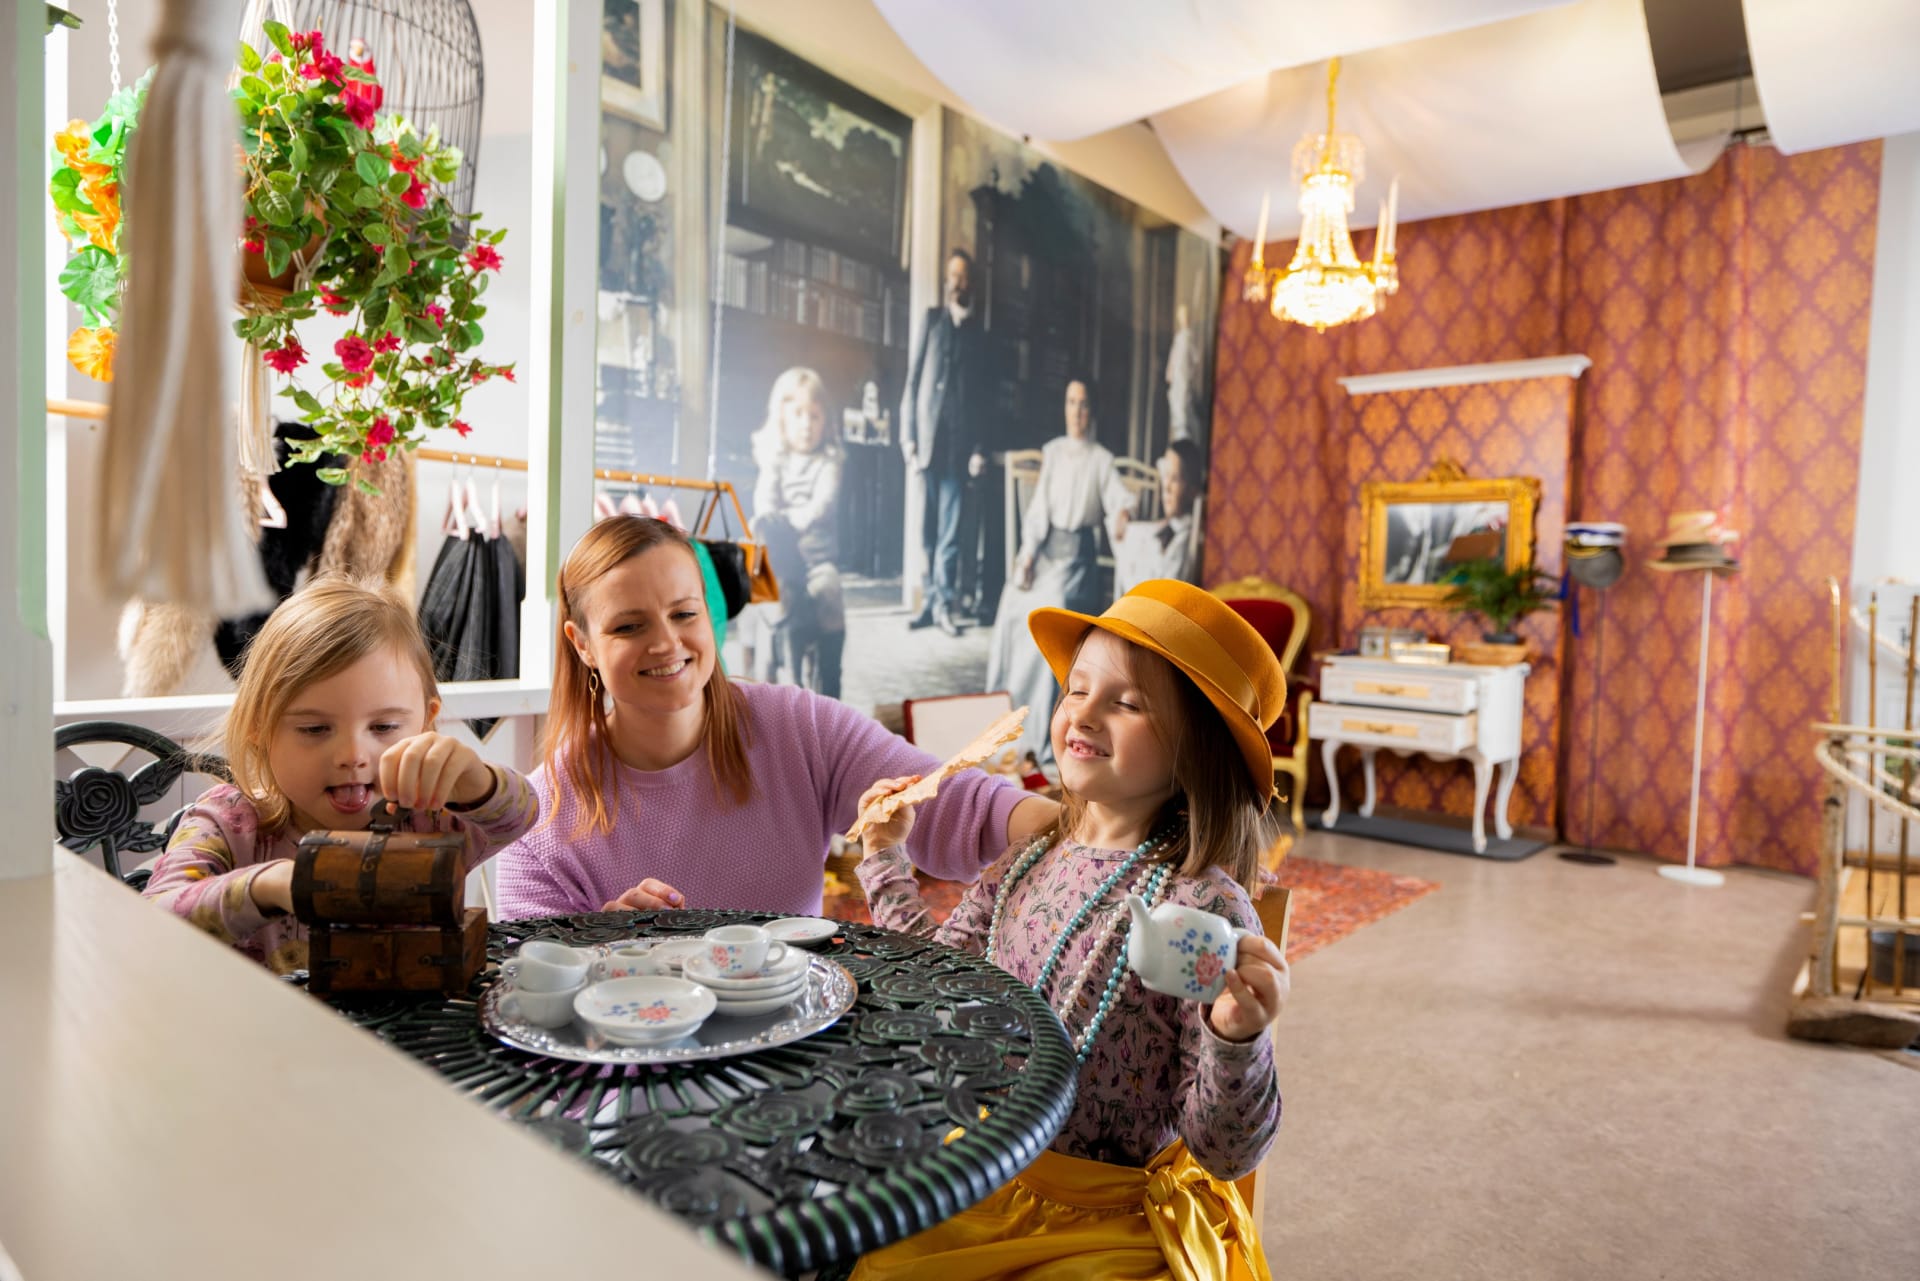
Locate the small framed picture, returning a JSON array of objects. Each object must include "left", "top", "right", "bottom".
[{"left": 602, "top": 0, "right": 666, "bottom": 132}]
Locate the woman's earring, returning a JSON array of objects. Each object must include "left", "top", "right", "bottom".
[{"left": 587, "top": 667, "right": 602, "bottom": 697}]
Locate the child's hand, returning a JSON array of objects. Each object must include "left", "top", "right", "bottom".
[
  {"left": 855, "top": 775, "right": 921, "bottom": 854},
  {"left": 378, "top": 732, "right": 496, "bottom": 812},
  {"left": 1208, "top": 934, "right": 1290, "bottom": 1043},
  {"left": 249, "top": 860, "right": 296, "bottom": 917}
]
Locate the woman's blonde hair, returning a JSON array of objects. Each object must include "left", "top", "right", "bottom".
[
  {"left": 543, "top": 516, "right": 754, "bottom": 837},
  {"left": 750, "top": 366, "right": 838, "bottom": 468},
  {"left": 224, "top": 575, "right": 439, "bottom": 834},
  {"left": 1047, "top": 634, "right": 1276, "bottom": 889}
]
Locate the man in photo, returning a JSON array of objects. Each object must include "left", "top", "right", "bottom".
[{"left": 901, "top": 247, "right": 987, "bottom": 636}]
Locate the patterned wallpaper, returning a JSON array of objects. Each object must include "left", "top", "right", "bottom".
[{"left": 1206, "top": 142, "right": 1882, "bottom": 874}]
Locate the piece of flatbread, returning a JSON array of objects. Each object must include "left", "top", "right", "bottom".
[{"left": 846, "top": 705, "right": 1030, "bottom": 841}]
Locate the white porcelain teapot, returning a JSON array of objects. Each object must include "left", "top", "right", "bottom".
[{"left": 1124, "top": 895, "right": 1256, "bottom": 1002}]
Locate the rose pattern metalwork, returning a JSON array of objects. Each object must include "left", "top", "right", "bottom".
[
  {"left": 328, "top": 913, "right": 1077, "bottom": 1278},
  {"left": 54, "top": 721, "right": 231, "bottom": 882}
]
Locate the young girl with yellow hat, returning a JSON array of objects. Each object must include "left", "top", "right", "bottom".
[{"left": 852, "top": 578, "right": 1290, "bottom": 1280}]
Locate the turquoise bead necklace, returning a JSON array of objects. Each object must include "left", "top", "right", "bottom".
[{"left": 986, "top": 821, "right": 1183, "bottom": 1066}]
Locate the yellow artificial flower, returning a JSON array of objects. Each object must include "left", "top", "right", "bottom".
[{"left": 68, "top": 325, "right": 115, "bottom": 383}]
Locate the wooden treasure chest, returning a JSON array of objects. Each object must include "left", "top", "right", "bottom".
[{"left": 294, "top": 802, "right": 485, "bottom": 995}]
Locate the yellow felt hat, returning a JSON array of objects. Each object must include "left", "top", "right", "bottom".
[{"left": 1028, "top": 579, "right": 1286, "bottom": 805}]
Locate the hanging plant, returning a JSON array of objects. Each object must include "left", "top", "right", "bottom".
[
  {"left": 232, "top": 22, "right": 514, "bottom": 482},
  {"left": 49, "top": 68, "right": 150, "bottom": 383},
  {"left": 48, "top": 21, "right": 515, "bottom": 485}
]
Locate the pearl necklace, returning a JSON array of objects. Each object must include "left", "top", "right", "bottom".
[{"left": 985, "top": 823, "right": 1182, "bottom": 1066}]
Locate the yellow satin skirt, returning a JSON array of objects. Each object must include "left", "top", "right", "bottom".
[{"left": 849, "top": 1141, "right": 1271, "bottom": 1281}]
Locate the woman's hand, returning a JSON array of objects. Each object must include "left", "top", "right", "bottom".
[
  {"left": 1208, "top": 934, "right": 1290, "bottom": 1042},
  {"left": 601, "top": 878, "right": 686, "bottom": 911},
  {"left": 855, "top": 775, "right": 921, "bottom": 855},
  {"left": 379, "top": 732, "right": 496, "bottom": 811}
]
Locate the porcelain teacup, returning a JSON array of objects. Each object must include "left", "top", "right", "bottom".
[
  {"left": 590, "top": 945, "right": 665, "bottom": 982},
  {"left": 516, "top": 940, "right": 591, "bottom": 981},
  {"left": 702, "top": 925, "right": 789, "bottom": 978},
  {"left": 505, "top": 953, "right": 589, "bottom": 994},
  {"left": 1124, "top": 895, "right": 1256, "bottom": 1002},
  {"left": 508, "top": 976, "right": 586, "bottom": 1029}
]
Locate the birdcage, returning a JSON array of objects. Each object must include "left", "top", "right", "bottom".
[{"left": 236, "top": 0, "right": 485, "bottom": 217}]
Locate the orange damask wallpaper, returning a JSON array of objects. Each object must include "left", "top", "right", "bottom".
[{"left": 1206, "top": 142, "right": 1881, "bottom": 874}]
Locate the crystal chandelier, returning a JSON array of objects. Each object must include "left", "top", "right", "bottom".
[{"left": 1243, "top": 58, "right": 1399, "bottom": 333}]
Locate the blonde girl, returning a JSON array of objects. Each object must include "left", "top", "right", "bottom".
[
  {"left": 144, "top": 577, "right": 540, "bottom": 974},
  {"left": 851, "top": 579, "right": 1290, "bottom": 1280},
  {"left": 747, "top": 366, "right": 846, "bottom": 697}
]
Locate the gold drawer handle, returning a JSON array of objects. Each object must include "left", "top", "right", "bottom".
[
  {"left": 1353, "top": 680, "right": 1428, "bottom": 698},
  {"left": 1342, "top": 719, "right": 1418, "bottom": 737}
]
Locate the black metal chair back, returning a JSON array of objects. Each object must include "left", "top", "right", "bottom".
[{"left": 55, "top": 721, "right": 232, "bottom": 889}]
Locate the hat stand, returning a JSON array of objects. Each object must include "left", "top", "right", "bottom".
[
  {"left": 1650, "top": 560, "right": 1739, "bottom": 887},
  {"left": 1561, "top": 541, "right": 1625, "bottom": 866}
]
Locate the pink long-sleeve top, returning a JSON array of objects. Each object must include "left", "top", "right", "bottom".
[
  {"left": 495, "top": 680, "right": 1027, "bottom": 919},
  {"left": 143, "top": 763, "right": 540, "bottom": 974},
  {"left": 858, "top": 834, "right": 1281, "bottom": 1181}
]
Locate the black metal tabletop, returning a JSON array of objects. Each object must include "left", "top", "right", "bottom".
[{"left": 325, "top": 909, "right": 1078, "bottom": 1276}]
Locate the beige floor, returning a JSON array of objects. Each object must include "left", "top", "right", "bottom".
[{"left": 1257, "top": 830, "right": 1920, "bottom": 1280}]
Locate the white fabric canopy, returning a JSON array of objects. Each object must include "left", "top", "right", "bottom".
[
  {"left": 872, "top": 0, "right": 1570, "bottom": 142},
  {"left": 1744, "top": 0, "right": 1920, "bottom": 155},
  {"left": 100, "top": 0, "right": 271, "bottom": 616},
  {"left": 1153, "top": 0, "right": 1722, "bottom": 242}
]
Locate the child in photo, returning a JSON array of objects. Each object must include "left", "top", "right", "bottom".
[
  {"left": 852, "top": 578, "right": 1289, "bottom": 1280},
  {"left": 747, "top": 366, "right": 846, "bottom": 699},
  {"left": 143, "top": 577, "right": 539, "bottom": 973}
]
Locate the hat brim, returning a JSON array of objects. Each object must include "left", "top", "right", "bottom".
[{"left": 1028, "top": 605, "right": 1278, "bottom": 807}]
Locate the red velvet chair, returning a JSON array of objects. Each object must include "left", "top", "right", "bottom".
[{"left": 1211, "top": 576, "right": 1315, "bottom": 836}]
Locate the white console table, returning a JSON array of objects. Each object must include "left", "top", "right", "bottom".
[{"left": 1309, "top": 656, "right": 1531, "bottom": 853}]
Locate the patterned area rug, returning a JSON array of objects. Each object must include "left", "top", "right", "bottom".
[{"left": 821, "top": 856, "right": 1438, "bottom": 962}]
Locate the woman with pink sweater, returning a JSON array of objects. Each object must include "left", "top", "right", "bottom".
[{"left": 496, "top": 516, "right": 1056, "bottom": 918}]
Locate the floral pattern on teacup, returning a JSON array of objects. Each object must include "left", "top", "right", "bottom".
[
  {"left": 606, "top": 999, "right": 677, "bottom": 1024},
  {"left": 710, "top": 944, "right": 738, "bottom": 973},
  {"left": 1169, "top": 923, "right": 1233, "bottom": 997}
]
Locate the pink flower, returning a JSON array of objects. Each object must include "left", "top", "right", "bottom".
[
  {"left": 373, "top": 330, "right": 401, "bottom": 354},
  {"left": 335, "top": 335, "right": 373, "bottom": 373},
  {"left": 341, "top": 93, "right": 377, "bottom": 131},
  {"left": 452, "top": 419, "right": 472, "bottom": 437},
  {"left": 343, "top": 371, "right": 373, "bottom": 388},
  {"left": 366, "top": 415, "right": 395, "bottom": 447},
  {"left": 242, "top": 237, "right": 264, "bottom": 254},
  {"left": 401, "top": 175, "right": 429, "bottom": 210},
  {"left": 469, "top": 367, "right": 489, "bottom": 385},
  {"left": 387, "top": 143, "right": 420, "bottom": 175},
  {"left": 299, "top": 51, "right": 343, "bottom": 83},
  {"left": 501, "top": 367, "right": 516, "bottom": 383},
  {"left": 360, "top": 446, "right": 387, "bottom": 464},
  {"left": 1193, "top": 950, "right": 1224, "bottom": 988},
  {"left": 424, "top": 303, "right": 446, "bottom": 328},
  {"left": 289, "top": 30, "right": 317, "bottom": 52},
  {"left": 262, "top": 336, "right": 305, "bottom": 374},
  {"left": 318, "top": 288, "right": 351, "bottom": 316},
  {"left": 464, "top": 243, "right": 502, "bottom": 273}
]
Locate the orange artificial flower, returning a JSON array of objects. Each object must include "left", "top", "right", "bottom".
[
  {"left": 73, "top": 178, "right": 120, "bottom": 250},
  {"left": 68, "top": 326, "right": 115, "bottom": 383},
  {"left": 54, "top": 119, "right": 112, "bottom": 180}
]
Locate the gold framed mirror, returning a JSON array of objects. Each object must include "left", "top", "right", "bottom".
[{"left": 1358, "top": 461, "right": 1541, "bottom": 609}]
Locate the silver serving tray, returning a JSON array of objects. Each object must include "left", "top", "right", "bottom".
[{"left": 479, "top": 954, "right": 857, "bottom": 1065}]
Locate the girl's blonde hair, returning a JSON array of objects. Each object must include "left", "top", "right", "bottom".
[
  {"left": 750, "top": 366, "right": 838, "bottom": 468},
  {"left": 543, "top": 516, "right": 754, "bottom": 837},
  {"left": 224, "top": 575, "right": 439, "bottom": 834},
  {"left": 1047, "top": 635, "right": 1276, "bottom": 888}
]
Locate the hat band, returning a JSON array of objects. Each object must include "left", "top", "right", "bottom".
[{"left": 1105, "top": 596, "right": 1259, "bottom": 719}]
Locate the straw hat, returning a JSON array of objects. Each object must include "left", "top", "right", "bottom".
[{"left": 1028, "top": 579, "right": 1286, "bottom": 805}]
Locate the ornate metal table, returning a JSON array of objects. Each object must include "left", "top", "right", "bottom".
[{"left": 326, "top": 909, "right": 1079, "bottom": 1277}]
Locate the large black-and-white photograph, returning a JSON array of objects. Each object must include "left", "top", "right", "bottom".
[{"left": 1381, "top": 501, "right": 1508, "bottom": 585}]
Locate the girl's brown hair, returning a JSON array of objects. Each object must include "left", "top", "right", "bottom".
[
  {"left": 1047, "top": 635, "right": 1276, "bottom": 889},
  {"left": 224, "top": 575, "right": 440, "bottom": 835},
  {"left": 543, "top": 516, "right": 754, "bottom": 836}
]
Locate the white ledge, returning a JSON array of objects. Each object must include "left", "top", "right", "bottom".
[
  {"left": 55, "top": 678, "right": 552, "bottom": 736},
  {"left": 1338, "top": 355, "right": 1593, "bottom": 396}
]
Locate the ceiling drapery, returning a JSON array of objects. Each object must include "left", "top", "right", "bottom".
[{"left": 1743, "top": 0, "right": 1920, "bottom": 155}]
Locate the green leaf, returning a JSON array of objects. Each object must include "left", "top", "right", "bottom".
[
  {"left": 354, "top": 476, "right": 382, "bottom": 495},
  {"left": 58, "top": 246, "right": 120, "bottom": 316},
  {"left": 264, "top": 235, "right": 292, "bottom": 281},
  {"left": 384, "top": 295, "right": 408, "bottom": 333},
  {"left": 239, "top": 74, "right": 270, "bottom": 104},
  {"left": 276, "top": 93, "right": 303, "bottom": 118},
  {"left": 237, "top": 42, "right": 261, "bottom": 73},
  {"left": 48, "top": 167, "right": 93, "bottom": 216},
  {"left": 383, "top": 244, "right": 412, "bottom": 276},
  {"left": 263, "top": 20, "right": 293, "bottom": 57},
  {"left": 261, "top": 57, "right": 286, "bottom": 86},
  {"left": 256, "top": 187, "right": 295, "bottom": 227},
  {"left": 354, "top": 150, "right": 387, "bottom": 186},
  {"left": 385, "top": 171, "right": 412, "bottom": 196},
  {"left": 408, "top": 318, "right": 438, "bottom": 344},
  {"left": 361, "top": 224, "right": 390, "bottom": 246},
  {"left": 290, "top": 388, "right": 326, "bottom": 416},
  {"left": 340, "top": 65, "right": 378, "bottom": 85},
  {"left": 429, "top": 152, "right": 461, "bottom": 185},
  {"left": 352, "top": 185, "right": 382, "bottom": 208},
  {"left": 266, "top": 169, "right": 298, "bottom": 194},
  {"left": 464, "top": 321, "right": 483, "bottom": 346},
  {"left": 316, "top": 466, "right": 349, "bottom": 486},
  {"left": 290, "top": 134, "right": 309, "bottom": 173}
]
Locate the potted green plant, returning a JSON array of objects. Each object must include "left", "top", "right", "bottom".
[
  {"left": 1442, "top": 559, "right": 1557, "bottom": 646},
  {"left": 50, "top": 21, "right": 514, "bottom": 484}
]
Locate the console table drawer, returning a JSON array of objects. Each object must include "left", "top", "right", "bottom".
[
  {"left": 1320, "top": 668, "right": 1478, "bottom": 713},
  {"left": 1309, "top": 703, "right": 1478, "bottom": 753}
]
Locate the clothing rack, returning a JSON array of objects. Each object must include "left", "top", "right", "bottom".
[
  {"left": 46, "top": 397, "right": 108, "bottom": 420},
  {"left": 415, "top": 447, "right": 528, "bottom": 471}
]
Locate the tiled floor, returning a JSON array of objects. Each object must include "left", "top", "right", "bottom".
[{"left": 1255, "top": 829, "right": 1920, "bottom": 1280}]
